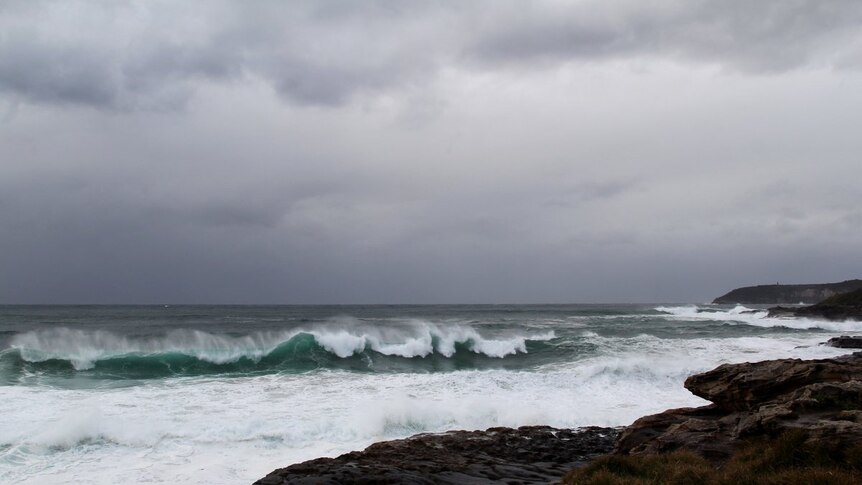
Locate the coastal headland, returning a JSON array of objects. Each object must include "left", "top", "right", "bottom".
[{"left": 713, "top": 279, "right": 862, "bottom": 304}]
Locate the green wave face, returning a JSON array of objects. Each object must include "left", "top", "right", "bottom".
[{"left": 0, "top": 330, "right": 567, "bottom": 382}]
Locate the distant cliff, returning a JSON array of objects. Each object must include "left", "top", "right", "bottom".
[{"left": 713, "top": 279, "right": 862, "bottom": 304}]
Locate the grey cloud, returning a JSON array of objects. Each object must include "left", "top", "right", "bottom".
[
  {"left": 0, "top": 0, "right": 446, "bottom": 108},
  {"left": 566, "top": 230, "right": 638, "bottom": 248},
  {"left": 0, "top": 35, "right": 119, "bottom": 106},
  {"left": 167, "top": 206, "right": 283, "bottom": 229},
  {"left": 2, "top": 1, "right": 861, "bottom": 109},
  {"left": 469, "top": 0, "right": 862, "bottom": 72},
  {"left": 267, "top": 61, "right": 390, "bottom": 107},
  {"left": 544, "top": 180, "right": 638, "bottom": 208},
  {"left": 1, "top": 2, "right": 862, "bottom": 303}
]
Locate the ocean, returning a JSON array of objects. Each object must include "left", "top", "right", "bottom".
[{"left": 1, "top": 303, "right": 859, "bottom": 484}]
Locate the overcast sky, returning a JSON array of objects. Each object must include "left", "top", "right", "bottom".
[{"left": 1, "top": 0, "right": 861, "bottom": 304}]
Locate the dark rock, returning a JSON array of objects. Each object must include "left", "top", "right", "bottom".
[
  {"left": 683, "top": 354, "right": 862, "bottom": 411},
  {"left": 795, "top": 289, "right": 862, "bottom": 320},
  {"left": 767, "top": 288, "right": 862, "bottom": 321},
  {"left": 764, "top": 306, "right": 797, "bottom": 318},
  {"left": 826, "top": 336, "right": 862, "bottom": 348},
  {"left": 615, "top": 352, "right": 862, "bottom": 462},
  {"left": 713, "top": 279, "right": 862, "bottom": 304},
  {"left": 254, "top": 426, "right": 620, "bottom": 484}
]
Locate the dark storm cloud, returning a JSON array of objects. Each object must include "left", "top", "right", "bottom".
[
  {"left": 2, "top": 1, "right": 861, "bottom": 109},
  {"left": 0, "top": 1, "right": 443, "bottom": 108},
  {"left": 1, "top": 1, "right": 862, "bottom": 304},
  {"left": 0, "top": 38, "right": 117, "bottom": 106}
]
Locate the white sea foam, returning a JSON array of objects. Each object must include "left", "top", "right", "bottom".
[
  {"left": 312, "top": 329, "right": 368, "bottom": 358},
  {"left": 0, "top": 365, "right": 694, "bottom": 483},
  {"left": 308, "top": 320, "right": 554, "bottom": 359},
  {"left": 655, "top": 305, "right": 862, "bottom": 332},
  {"left": 655, "top": 304, "right": 764, "bottom": 319}
]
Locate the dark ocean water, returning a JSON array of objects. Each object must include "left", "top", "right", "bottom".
[{"left": 1, "top": 304, "right": 858, "bottom": 484}]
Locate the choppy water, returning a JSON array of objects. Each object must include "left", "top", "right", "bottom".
[{"left": 1, "top": 304, "right": 859, "bottom": 484}]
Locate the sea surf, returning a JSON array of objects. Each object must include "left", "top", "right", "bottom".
[{"left": 1, "top": 304, "right": 858, "bottom": 484}]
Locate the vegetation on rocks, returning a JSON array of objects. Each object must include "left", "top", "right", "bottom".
[
  {"left": 564, "top": 430, "right": 862, "bottom": 485},
  {"left": 814, "top": 288, "right": 862, "bottom": 307},
  {"left": 568, "top": 353, "right": 862, "bottom": 485}
]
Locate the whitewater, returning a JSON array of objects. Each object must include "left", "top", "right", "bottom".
[{"left": 1, "top": 304, "right": 860, "bottom": 484}]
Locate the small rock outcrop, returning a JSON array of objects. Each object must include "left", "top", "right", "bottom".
[
  {"left": 616, "top": 352, "right": 862, "bottom": 462},
  {"left": 713, "top": 279, "right": 862, "bottom": 304},
  {"left": 827, "top": 336, "right": 862, "bottom": 349},
  {"left": 254, "top": 426, "right": 619, "bottom": 484}
]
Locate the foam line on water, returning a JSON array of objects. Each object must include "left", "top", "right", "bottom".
[{"left": 655, "top": 305, "right": 862, "bottom": 332}]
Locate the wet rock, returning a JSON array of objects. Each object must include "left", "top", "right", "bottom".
[
  {"left": 767, "top": 288, "right": 862, "bottom": 321},
  {"left": 684, "top": 354, "right": 862, "bottom": 412},
  {"left": 254, "top": 426, "right": 620, "bottom": 484},
  {"left": 616, "top": 352, "right": 862, "bottom": 462},
  {"left": 826, "top": 336, "right": 862, "bottom": 348},
  {"left": 765, "top": 306, "right": 797, "bottom": 318}
]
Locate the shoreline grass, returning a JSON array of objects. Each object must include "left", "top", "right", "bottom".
[{"left": 563, "top": 430, "right": 862, "bottom": 485}]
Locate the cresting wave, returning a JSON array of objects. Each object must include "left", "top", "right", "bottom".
[
  {"left": 655, "top": 305, "right": 862, "bottom": 332},
  {"left": 2, "top": 321, "right": 556, "bottom": 377}
]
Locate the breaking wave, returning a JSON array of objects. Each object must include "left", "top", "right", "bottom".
[
  {"left": 1, "top": 321, "right": 556, "bottom": 378},
  {"left": 655, "top": 305, "right": 862, "bottom": 332}
]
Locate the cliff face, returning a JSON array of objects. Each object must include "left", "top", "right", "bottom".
[{"left": 713, "top": 279, "right": 862, "bottom": 304}]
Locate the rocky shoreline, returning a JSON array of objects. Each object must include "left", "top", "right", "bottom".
[
  {"left": 615, "top": 352, "right": 862, "bottom": 461},
  {"left": 254, "top": 426, "right": 620, "bottom": 484},
  {"left": 255, "top": 351, "right": 862, "bottom": 484}
]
